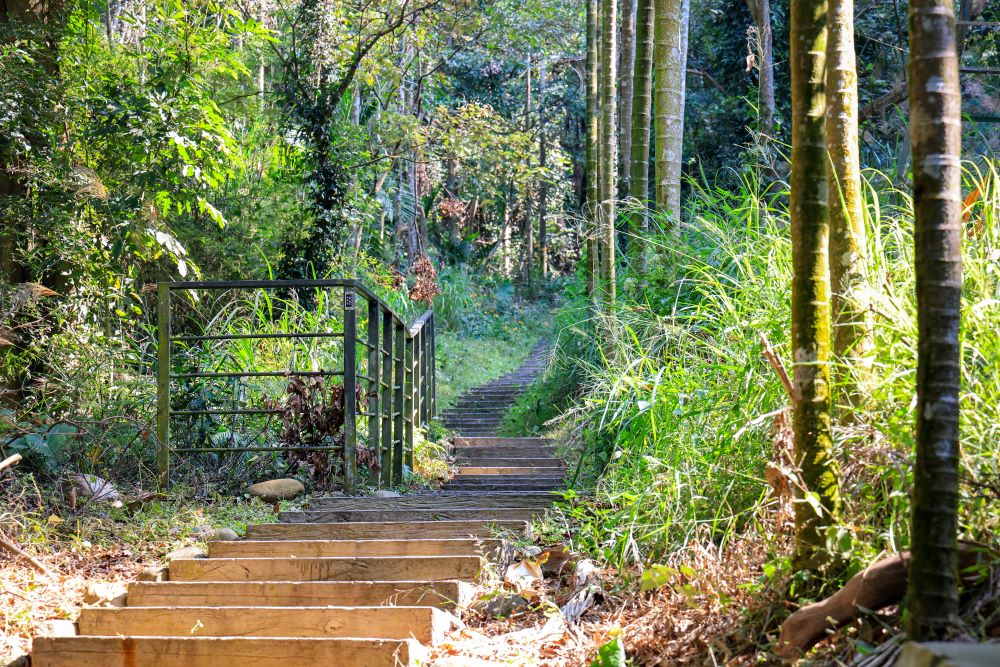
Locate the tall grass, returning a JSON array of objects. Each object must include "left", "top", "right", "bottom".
[{"left": 543, "top": 158, "right": 1000, "bottom": 571}]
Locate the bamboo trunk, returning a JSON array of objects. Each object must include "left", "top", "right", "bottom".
[
  {"left": 653, "top": 0, "right": 690, "bottom": 222},
  {"left": 906, "top": 0, "right": 963, "bottom": 640}
]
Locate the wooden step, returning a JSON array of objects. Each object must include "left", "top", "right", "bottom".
[
  {"left": 443, "top": 481, "right": 563, "bottom": 491},
  {"left": 307, "top": 494, "right": 557, "bottom": 509},
  {"left": 127, "top": 580, "right": 476, "bottom": 610},
  {"left": 32, "top": 636, "right": 427, "bottom": 667},
  {"left": 246, "top": 520, "right": 529, "bottom": 540},
  {"left": 170, "top": 555, "right": 483, "bottom": 582},
  {"left": 457, "top": 466, "right": 565, "bottom": 476},
  {"left": 278, "top": 508, "right": 540, "bottom": 523},
  {"left": 208, "top": 538, "right": 500, "bottom": 558},
  {"left": 77, "top": 605, "right": 458, "bottom": 644},
  {"left": 456, "top": 446, "right": 556, "bottom": 457},
  {"left": 455, "top": 437, "right": 554, "bottom": 446},
  {"left": 453, "top": 457, "right": 563, "bottom": 468}
]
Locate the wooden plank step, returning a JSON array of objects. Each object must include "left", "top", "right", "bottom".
[
  {"left": 307, "top": 494, "right": 556, "bottom": 509},
  {"left": 127, "top": 580, "right": 477, "bottom": 610},
  {"left": 246, "top": 520, "right": 528, "bottom": 540},
  {"left": 77, "top": 606, "right": 458, "bottom": 644},
  {"left": 278, "top": 508, "right": 540, "bottom": 523},
  {"left": 455, "top": 437, "right": 554, "bottom": 446},
  {"left": 456, "top": 446, "right": 556, "bottom": 456},
  {"left": 32, "top": 636, "right": 427, "bottom": 667},
  {"left": 208, "top": 538, "right": 501, "bottom": 558},
  {"left": 457, "top": 467, "right": 565, "bottom": 476},
  {"left": 453, "top": 458, "right": 563, "bottom": 467},
  {"left": 443, "top": 482, "right": 563, "bottom": 491},
  {"left": 169, "top": 555, "right": 483, "bottom": 582}
]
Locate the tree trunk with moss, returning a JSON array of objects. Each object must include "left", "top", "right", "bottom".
[
  {"left": 745, "top": 0, "right": 775, "bottom": 134},
  {"left": 599, "top": 0, "right": 618, "bottom": 306},
  {"left": 906, "top": 0, "right": 962, "bottom": 641},
  {"left": 628, "top": 0, "right": 654, "bottom": 269},
  {"left": 653, "top": 0, "right": 689, "bottom": 222},
  {"left": 585, "top": 0, "right": 600, "bottom": 296},
  {"left": 790, "top": 0, "right": 841, "bottom": 567},
  {"left": 826, "top": 0, "right": 874, "bottom": 408}
]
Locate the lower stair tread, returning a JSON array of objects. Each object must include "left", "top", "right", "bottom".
[{"left": 32, "top": 636, "right": 428, "bottom": 667}]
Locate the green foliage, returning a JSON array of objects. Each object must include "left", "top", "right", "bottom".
[{"left": 545, "top": 159, "right": 1000, "bottom": 573}]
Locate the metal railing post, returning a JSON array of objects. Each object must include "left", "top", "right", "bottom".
[
  {"left": 156, "top": 284, "right": 171, "bottom": 490},
  {"left": 430, "top": 313, "right": 437, "bottom": 418},
  {"left": 393, "top": 322, "right": 405, "bottom": 484},
  {"left": 403, "top": 333, "right": 415, "bottom": 472},
  {"left": 415, "top": 328, "right": 424, "bottom": 426},
  {"left": 343, "top": 287, "right": 357, "bottom": 495},
  {"left": 366, "top": 297, "right": 380, "bottom": 480},
  {"left": 380, "top": 310, "right": 393, "bottom": 487}
]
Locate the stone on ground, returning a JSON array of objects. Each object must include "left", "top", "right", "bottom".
[{"left": 247, "top": 478, "right": 304, "bottom": 502}]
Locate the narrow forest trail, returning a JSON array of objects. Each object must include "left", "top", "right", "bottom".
[{"left": 31, "top": 341, "right": 563, "bottom": 666}]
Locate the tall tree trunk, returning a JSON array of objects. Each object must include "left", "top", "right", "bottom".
[
  {"left": 538, "top": 64, "right": 549, "bottom": 279},
  {"left": 599, "top": 0, "right": 618, "bottom": 307},
  {"left": 618, "top": 0, "right": 636, "bottom": 197},
  {"left": 523, "top": 57, "right": 534, "bottom": 289},
  {"left": 585, "top": 0, "right": 601, "bottom": 296},
  {"left": 446, "top": 155, "right": 459, "bottom": 244},
  {"left": 906, "top": 0, "right": 962, "bottom": 641},
  {"left": 745, "top": 0, "right": 775, "bottom": 133},
  {"left": 789, "top": 0, "right": 840, "bottom": 567},
  {"left": 653, "top": 0, "right": 689, "bottom": 221},
  {"left": 826, "top": 0, "right": 874, "bottom": 408},
  {"left": 628, "top": 0, "right": 654, "bottom": 268}
]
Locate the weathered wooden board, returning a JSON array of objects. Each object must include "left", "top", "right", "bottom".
[
  {"left": 32, "top": 636, "right": 426, "bottom": 667},
  {"left": 169, "top": 555, "right": 483, "bottom": 582},
  {"left": 77, "top": 606, "right": 457, "bottom": 644},
  {"left": 456, "top": 467, "right": 565, "bottom": 476},
  {"left": 245, "top": 520, "right": 528, "bottom": 541},
  {"left": 127, "top": 580, "right": 477, "bottom": 609},
  {"left": 277, "top": 508, "right": 540, "bottom": 523},
  {"left": 207, "top": 538, "right": 500, "bottom": 559},
  {"left": 454, "top": 437, "right": 554, "bottom": 446},
  {"left": 307, "top": 493, "right": 556, "bottom": 510}
]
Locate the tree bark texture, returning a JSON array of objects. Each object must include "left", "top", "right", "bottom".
[
  {"left": 628, "top": 0, "right": 654, "bottom": 268},
  {"left": 906, "top": 0, "right": 963, "bottom": 641},
  {"left": 826, "top": 0, "right": 874, "bottom": 406},
  {"left": 586, "top": 0, "right": 601, "bottom": 296},
  {"left": 599, "top": 0, "right": 618, "bottom": 306},
  {"left": 789, "top": 0, "right": 841, "bottom": 566},
  {"left": 653, "top": 0, "right": 689, "bottom": 222},
  {"left": 745, "top": 0, "right": 775, "bottom": 133},
  {"left": 538, "top": 64, "right": 549, "bottom": 279},
  {"left": 618, "top": 0, "right": 636, "bottom": 197}
]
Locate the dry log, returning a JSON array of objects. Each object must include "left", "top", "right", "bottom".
[
  {"left": 0, "top": 452, "right": 23, "bottom": 472},
  {"left": 776, "top": 545, "right": 989, "bottom": 658}
]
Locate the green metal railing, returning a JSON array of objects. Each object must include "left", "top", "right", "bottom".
[{"left": 155, "top": 279, "right": 436, "bottom": 493}]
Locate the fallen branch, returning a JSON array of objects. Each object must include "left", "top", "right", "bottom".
[
  {"left": 0, "top": 533, "right": 56, "bottom": 579},
  {"left": 776, "top": 544, "right": 990, "bottom": 657},
  {"left": 0, "top": 452, "right": 23, "bottom": 472},
  {"left": 859, "top": 81, "right": 906, "bottom": 122},
  {"left": 759, "top": 333, "right": 796, "bottom": 401}
]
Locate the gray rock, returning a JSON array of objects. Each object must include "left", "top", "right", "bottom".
[
  {"left": 192, "top": 526, "right": 239, "bottom": 541},
  {"left": 137, "top": 565, "right": 169, "bottom": 582},
  {"left": 247, "top": 478, "right": 304, "bottom": 502},
  {"left": 36, "top": 619, "right": 77, "bottom": 637},
  {"left": 473, "top": 592, "right": 531, "bottom": 617},
  {"left": 165, "top": 545, "right": 206, "bottom": 561},
  {"left": 372, "top": 490, "right": 401, "bottom": 498},
  {"left": 82, "top": 582, "right": 127, "bottom": 607},
  {"left": 899, "top": 642, "right": 1000, "bottom": 667}
]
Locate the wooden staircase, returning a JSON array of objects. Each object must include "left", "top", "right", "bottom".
[{"left": 32, "top": 344, "right": 560, "bottom": 666}]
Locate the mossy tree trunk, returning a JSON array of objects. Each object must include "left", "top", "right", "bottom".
[
  {"left": 628, "top": 0, "right": 654, "bottom": 270},
  {"left": 586, "top": 0, "right": 600, "bottom": 296},
  {"left": 599, "top": 0, "right": 618, "bottom": 307},
  {"left": 789, "top": 0, "right": 841, "bottom": 567},
  {"left": 826, "top": 0, "right": 874, "bottom": 409},
  {"left": 653, "top": 0, "right": 689, "bottom": 222},
  {"left": 745, "top": 0, "right": 775, "bottom": 133},
  {"left": 538, "top": 63, "right": 549, "bottom": 279},
  {"left": 906, "top": 0, "right": 963, "bottom": 641}
]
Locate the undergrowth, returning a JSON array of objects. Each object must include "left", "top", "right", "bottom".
[{"left": 530, "top": 159, "right": 1000, "bottom": 605}]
